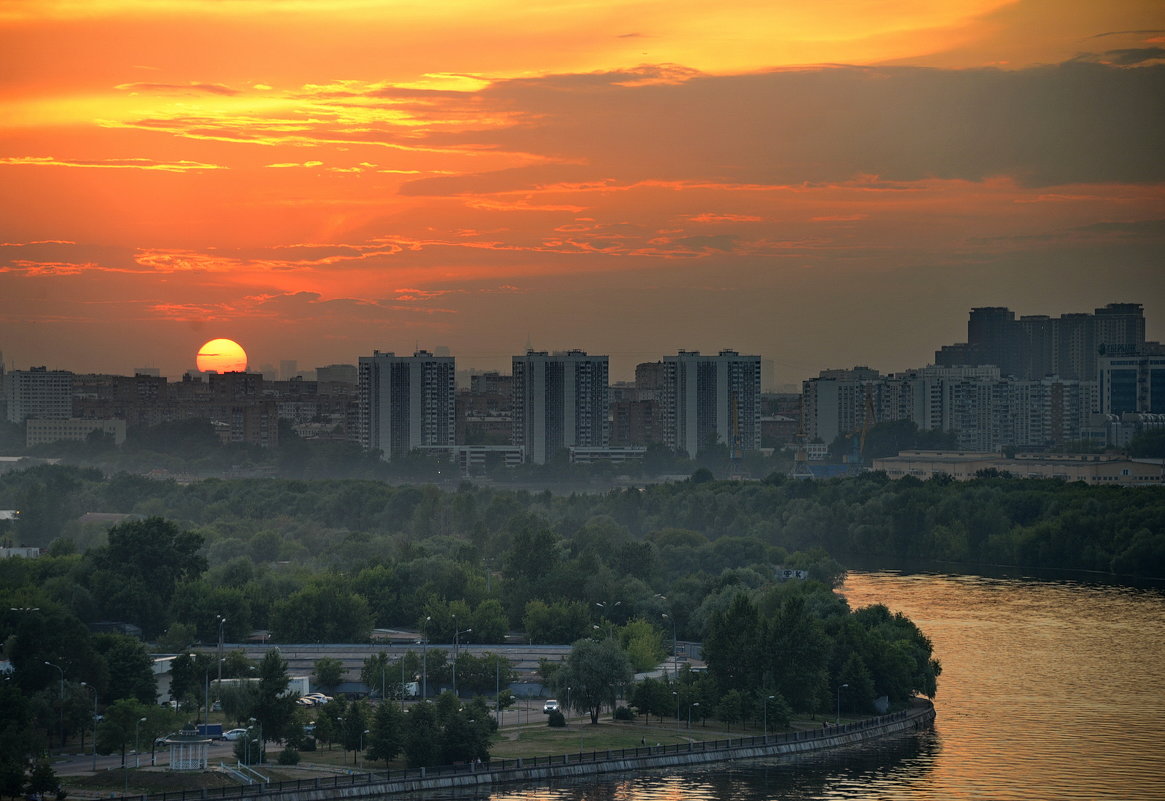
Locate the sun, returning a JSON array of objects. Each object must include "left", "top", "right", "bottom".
[{"left": 196, "top": 338, "right": 248, "bottom": 373}]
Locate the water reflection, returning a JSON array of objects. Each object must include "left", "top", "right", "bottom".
[
  {"left": 395, "top": 571, "right": 1165, "bottom": 801},
  {"left": 422, "top": 730, "right": 939, "bottom": 801}
]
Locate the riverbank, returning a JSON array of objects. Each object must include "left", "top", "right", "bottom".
[{"left": 80, "top": 700, "right": 933, "bottom": 801}]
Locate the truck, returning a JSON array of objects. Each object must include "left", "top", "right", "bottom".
[{"left": 196, "top": 723, "right": 223, "bottom": 739}]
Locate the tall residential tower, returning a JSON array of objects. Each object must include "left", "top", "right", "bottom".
[
  {"left": 512, "top": 349, "right": 609, "bottom": 464},
  {"left": 358, "top": 350, "right": 456, "bottom": 460}
]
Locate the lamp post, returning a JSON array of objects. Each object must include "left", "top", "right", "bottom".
[
  {"left": 672, "top": 691, "right": 679, "bottom": 727},
  {"left": 81, "top": 682, "right": 97, "bottom": 770},
  {"left": 44, "top": 660, "right": 64, "bottom": 747},
  {"left": 657, "top": 594, "right": 678, "bottom": 680},
  {"left": 421, "top": 616, "right": 431, "bottom": 700},
  {"left": 688, "top": 702, "right": 699, "bottom": 729},
  {"left": 836, "top": 683, "right": 849, "bottom": 725},
  {"left": 247, "top": 718, "right": 264, "bottom": 765},
  {"left": 594, "top": 600, "right": 621, "bottom": 633},
  {"left": 763, "top": 695, "right": 775, "bottom": 739},
  {"left": 134, "top": 716, "right": 146, "bottom": 768},
  {"left": 216, "top": 615, "right": 227, "bottom": 687},
  {"left": 357, "top": 729, "right": 369, "bottom": 766},
  {"left": 453, "top": 627, "right": 472, "bottom": 697}
]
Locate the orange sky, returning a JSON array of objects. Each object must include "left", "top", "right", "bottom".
[{"left": 1, "top": 0, "right": 1162, "bottom": 383}]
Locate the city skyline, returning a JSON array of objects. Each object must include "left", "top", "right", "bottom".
[{"left": 1, "top": 1, "right": 1162, "bottom": 382}]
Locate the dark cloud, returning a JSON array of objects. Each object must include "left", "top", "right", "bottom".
[
  {"left": 1101, "top": 47, "right": 1165, "bottom": 65},
  {"left": 401, "top": 61, "right": 1164, "bottom": 193}
]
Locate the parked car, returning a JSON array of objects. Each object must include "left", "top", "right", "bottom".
[
  {"left": 296, "top": 697, "right": 315, "bottom": 706},
  {"left": 306, "top": 693, "right": 332, "bottom": 704},
  {"left": 543, "top": 699, "right": 559, "bottom": 714},
  {"left": 223, "top": 728, "right": 248, "bottom": 741}
]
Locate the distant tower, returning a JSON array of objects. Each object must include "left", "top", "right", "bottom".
[{"left": 358, "top": 350, "right": 456, "bottom": 461}]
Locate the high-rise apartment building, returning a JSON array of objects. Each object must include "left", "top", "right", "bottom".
[
  {"left": 512, "top": 349, "right": 608, "bottom": 464},
  {"left": 936, "top": 303, "right": 1147, "bottom": 381},
  {"left": 662, "top": 350, "right": 761, "bottom": 458},
  {"left": 358, "top": 350, "right": 456, "bottom": 460},
  {"left": 1098, "top": 345, "right": 1165, "bottom": 415},
  {"left": 4, "top": 367, "right": 74, "bottom": 423}
]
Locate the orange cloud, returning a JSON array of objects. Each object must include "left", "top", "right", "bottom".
[{"left": 0, "top": 156, "right": 224, "bottom": 171}]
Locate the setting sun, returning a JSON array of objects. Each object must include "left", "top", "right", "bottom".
[{"left": 196, "top": 338, "right": 248, "bottom": 373}]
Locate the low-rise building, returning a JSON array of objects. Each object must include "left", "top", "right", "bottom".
[{"left": 873, "top": 450, "right": 1164, "bottom": 486}]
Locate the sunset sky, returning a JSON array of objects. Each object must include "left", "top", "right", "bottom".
[{"left": 1, "top": 0, "right": 1162, "bottom": 384}]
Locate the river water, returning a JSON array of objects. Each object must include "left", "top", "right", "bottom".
[{"left": 467, "top": 570, "right": 1165, "bottom": 801}]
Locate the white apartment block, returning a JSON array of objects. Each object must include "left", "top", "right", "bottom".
[
  {"left": 663, "top": 350, "right": 761, "bottom": 459},
  {"left": 358, "top": 350, "right": 456, "bottom": 461},
  {"left": 804, "top": 364, "right": 1096, "bottom": 453},
  {"left": 512, "top": 350, "right": 609, "bottom": 464}
]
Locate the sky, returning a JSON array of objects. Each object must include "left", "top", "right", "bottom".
[{"left": 1, "top": 0, "right": 1162, "bottom": 385}]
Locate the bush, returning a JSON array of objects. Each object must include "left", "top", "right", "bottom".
[
  {"left": 277, "top": 748, "right": 300, "bottom": 766},
  {"left": 547, "top": 709, "right": 566, "bottom": 727},
  {"left": 614, "top": 705, "right": 635, "bottom": 721}
]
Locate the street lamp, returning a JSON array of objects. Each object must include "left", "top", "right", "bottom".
[
  {"left": 81, "top": 682, "right": 97, "bottom": 771},
  {"left": 134, "top": 716, "right": 147, "bottom": 768},
  {"left": 357, "top": 729, "right": 369, "bottom": 766},
  {"left": 657, "top": 594, "right": 679, "bottom": 680},
  {"left": 763, "top": 695, "right": 775, "bottom": 739},
  {"left": 836, "top": 683, "right": 849, "bottom": 725},
  {"left": 672, "top": 691, "right": 679, "bottom": 726},
  {"left": 44, "top": 661, "right": 64, "bottom": 747},
  {"left": 688, "top": 702, "right": 699, "bottom": 729},
  {"left": 421, "top": 616, "right": 431, "bottom": 700},
  {"left": 453, "top": 627, "right": 472, "bottom": 697},
  {"left": 216, "top": 615, "right": 227, "bottom": 688}
]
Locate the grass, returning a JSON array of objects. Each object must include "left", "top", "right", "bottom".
[{"left": 491, "top": 720, "right": 724, "bottom": 760}]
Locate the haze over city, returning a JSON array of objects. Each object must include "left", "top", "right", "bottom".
[{"left": 1, "top": 0, "right": 1162, "bottom": 382}]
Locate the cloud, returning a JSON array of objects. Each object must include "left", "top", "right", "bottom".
[
  {"left": 398, "top": 61, "right": 1165, "bottom": 193},
  {"left": 1098, "top": 47, "right": 1165, "bottom": 65},
  {"left": 115, "top": 81, "right": 241, "bottom": 95},
  {"left": 0, "top": 156, "right": 224, "bottom": 172}
]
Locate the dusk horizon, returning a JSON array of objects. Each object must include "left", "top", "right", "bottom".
[{"left": 2, "top": 1, "right": 1162, "bottom": 384}]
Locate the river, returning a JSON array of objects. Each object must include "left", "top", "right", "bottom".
[{"left": 468, "top": 570, "right": 1165, "bottom": 801}]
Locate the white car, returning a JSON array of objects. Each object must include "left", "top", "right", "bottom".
[
  {"left": 543, "top": 699, "right": 559, "bottom": 714},
  {"left": 306, "top": 693, "right": 333, "bottom": 704},
  {"left": 223, "top": 728, "right": 248, "bottom": 741}
]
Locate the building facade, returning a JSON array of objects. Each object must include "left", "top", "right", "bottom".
[
  {"left": 662, "top": 350, "right": 761, "bottom": 459},
  {"left": 358, "top": 350, "right": 456, "bottom": 460},
  {"left": 511, "top": 350, "right": 609, "bottom": 464},
  {"left": 4, "top": 367, "right": 74, "bottom": 423}
]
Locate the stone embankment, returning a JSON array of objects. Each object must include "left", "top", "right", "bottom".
[{"left": 122, "top": 700, "right": 935, "bottom": 801}]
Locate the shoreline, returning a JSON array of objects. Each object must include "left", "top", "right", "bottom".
[{"left": 81, "top": 700, "right": 935, "bottom": 801}]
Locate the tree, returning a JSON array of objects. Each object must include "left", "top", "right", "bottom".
[
  {"left": 619, "top": 618, "right": 666, "bottom": 673},
  {"left": 252, "top": 649, "right": 297, "bottom": 745},
  {"left": 366, "top": 701, "right": 404, "bottom": 766},
  {"left": 554, "top": 638, "right": 632, "bottom": 724},
  {"left": 716, "top": 689, "right": 746, "bottom": 731},
  {"left": 86, "top": 517, "right": 206, "bottom": 637},
  {"left": 96, "top": 698, "right": 151, "bottom": 766},
  {"left": 93, "top": 634, "right": 156, "bottom": 704},
  {"left": 312, "top": 658, "right": 345, "bottom": 695},
  {"left": 340, "top": 700, "right": 368, "bottom": 765},
  {"left": 360, "top": 653, "right": 392, "bottom": 700},
  {"left": 403, "top": 701, "right": 440, "bottom": 768},
  {"left": 270, "top": 584, "right": 373, "bottom": 643},
  {"left": 25, "top": 760, "right": 59, "bottom": 800}
]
